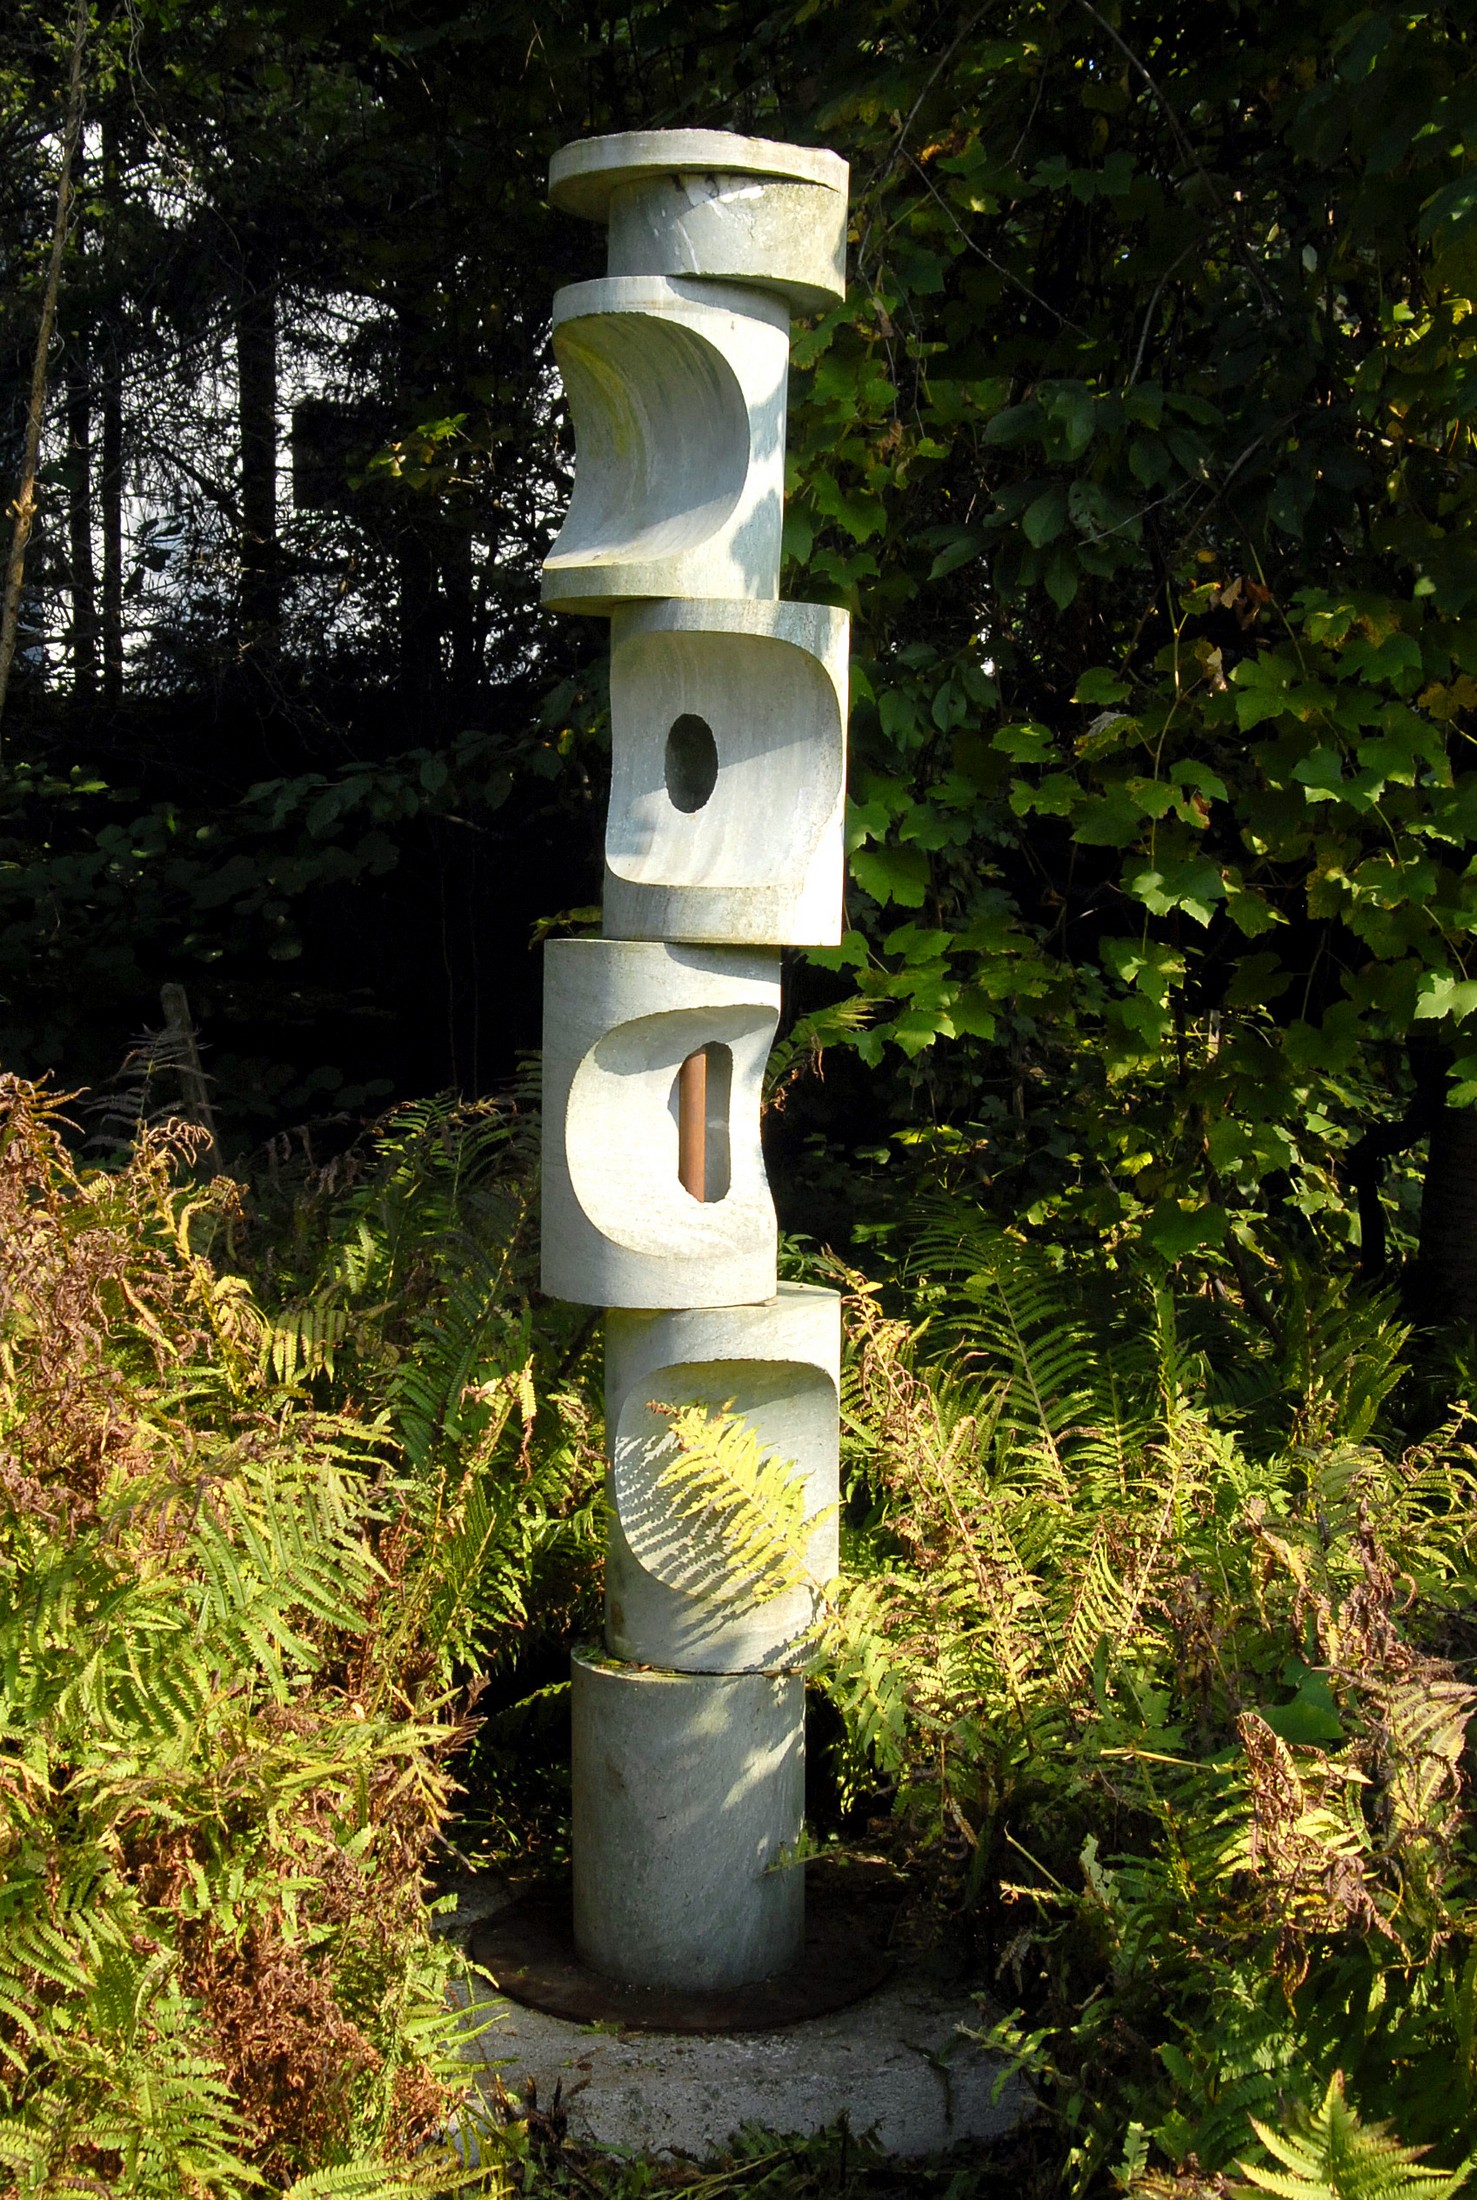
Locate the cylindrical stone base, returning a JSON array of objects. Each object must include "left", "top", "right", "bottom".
[{"left": 571, "top": 1651, "right": 804, "bottom": 1990}]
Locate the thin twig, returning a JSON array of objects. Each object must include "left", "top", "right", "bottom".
[
  {"left": 1074, "top": 0, "right": 1274, "bottom": 312},
  {"left": 0, "top": 0, "right": 90, "bottom": 745},
  {"left": 905, "top": 150, "right": 1090, "bottom": 336},
  {"left": 856, "top": 3, "right": 1002, "bottom": 275},
  {"left": 1128, "top": 241, "right": 1198, "bottom": 385}
]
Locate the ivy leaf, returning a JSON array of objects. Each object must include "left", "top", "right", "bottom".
[
  {"left": 1024, "top": 489, "right": 1068, "bottom": 546},
  {"left": 983, "top": 401, "right": 1045, "bottom": 446},
  {"left": 1073, "top": 668, "right": 1130, "bottom": 705},
  {"left": 1123, "top": 855, "right": 1225, "bottom": 924},
  {"left": 852, "top": 845, "right": 931, "bottom": 907},
  {"left": 1414, "top": 971, "right": 1477, "bottom": 1023},
  {"left": 1143, "top": 1200, "right": 1228, "bottom": 1260},
  {"left": 993, "top": 721, "right": 1057, "bottom": 763},
  {"left": 1044, "top": 550, "right": 1079, "bottom": 607},
  {"left": 928, "top": 531, "right": 982, "bottom": 579},
  {"left": 1260, "top": 1662, "right": 1344, "bottom": 1745}
]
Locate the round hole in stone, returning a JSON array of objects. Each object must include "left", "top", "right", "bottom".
[{"left": 664, "top": 714, "right": 719, "bottom": 813}]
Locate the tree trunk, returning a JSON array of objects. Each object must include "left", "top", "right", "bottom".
[
  {"left": 396, "top": 523, "right": 440, "bottom": 725},
  {"left": 443, "top": 520, "right": 475, "bottom": 703},
  {"left": 100, "top": 339, "right": 123, "bottom": 706},
  {"left": 67, "top": 338, "right": 97, "bottom": 702},
  {"left": 237, "top": 253, "right": 279, "bottom": 665},
  {"left": 393, "top": 295, "right": 440, "bottom": 723},
  {"left": 1414, "top": 1102, "right": 1477, "bottom": 1328},
  {"left": 159, "top": 982, "right": 222, "bottom": 1175},
  {"left": 99, "top": 120, "right": 123, "bottom": 709},
  {"left": 0, "top": 0, "right": 88, "bottom": 740}
]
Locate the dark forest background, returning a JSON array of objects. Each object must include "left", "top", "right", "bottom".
[
  {"left": 5, "top": 0, "right": 1477, "bottom": 1319},
  {"left": 9, "top": 9, "right": 1477, "bottom": 2186}
]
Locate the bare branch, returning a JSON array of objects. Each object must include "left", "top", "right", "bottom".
[{"left": 0, "top": 0, "right": 90, "bottom": 745}]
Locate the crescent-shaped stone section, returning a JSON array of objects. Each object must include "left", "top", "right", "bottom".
[
  {"left": 572, "top": 1652, "right": 805, "bottom": 1990},
  {"left": 542, "top": 276, "right": 789, "bottom": 614},
  {"left": 541, "top": 938, "right": 780, "bottom": 1309},
  {"left": 550, "top": 130, "right": 847, "bottom": 218},
  {"left": 549, "top": 134, "right": 847, "bottom": 314},
  {"left": 603, "top": 600, "right": 848, "bottom": 947},
  {"left": 604, "top": 1286, "right": 841, "bottom": 1673}
]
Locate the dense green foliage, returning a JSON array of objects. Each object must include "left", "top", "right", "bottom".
[
  {"left": 7, "top": 1077, "right": 1477, "bottom": 2192},
  {"left": 743, "top": 1, "right": 1477, "bottom": 1299},
  {"left": 7, "top": 3, "right": 1477, "bottom": 2194},
  {"left": 0, "top": 1078, "right": 600, "bottom": 2194},
  {"left": 5, "top": 0, "right": 1477, "bottom": 1318},
  {"left": 651, "top": 1221, "right": 1477, "bottom": 2183}
]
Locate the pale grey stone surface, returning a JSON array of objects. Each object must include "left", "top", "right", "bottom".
[
  {"left": 603, "top": 598, "right": 848, "bottom": 947},
  {"left": 571, "top": 1654, "right": 805, "bottom": 1990},
  {"left": 604, "top": 1287, "right": 840, "bottom": 1673},
  {"left": 535, "top": 126, "right": 863, "bottom": 2009},
  {"left": 542, "top": 277, "right": 790, "bottom": 614},
  {"left": 451, "top": 1965, "right": 1031, "bottom": 2160},
  {"left": 549, "top": 130, "right": 848, "bottom": 222},
  {"left": 540, "top": 939, "right": 780, "bottom": 1310},
  {"left": 605, "top": 174, "right": 848, "bottom": 315}
]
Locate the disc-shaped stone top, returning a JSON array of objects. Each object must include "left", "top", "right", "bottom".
[
  {"left": 549, "top": 132, "right": 849, "bottom": 311},
  {"left": 549, "top": 130, "right": 848, "bottom": 222}
]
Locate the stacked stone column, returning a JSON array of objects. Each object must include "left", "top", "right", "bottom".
[{"left": 539, "top": 130, "right": 849, "bottom": 1992}]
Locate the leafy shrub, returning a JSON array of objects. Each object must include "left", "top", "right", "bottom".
[
  {"left": 0, "top": 1076, "right": 516, "bottom": 2196},
  {"left": 1238, "top": 2072, "right": 1473, "bottom": 2200},
  {"left": 662, "top": 1220, "right": 1477, "bottom": 2187},
  {"left": 242, "top": 1089, "right": 606, "bottom": 1860}
]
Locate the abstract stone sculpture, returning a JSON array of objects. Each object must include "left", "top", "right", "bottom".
[
  {"left": 541, "top": 128, "right": 849, "bottom": 1994},
  {"left": 604, "top": 599, "right": 848, "bottom": 946},
  {"left": 604, "top": 1284, "right": 840, "bottom": 1672},
  {"left": 540, "top": 937, "right": 780, "bottom": 1310}
]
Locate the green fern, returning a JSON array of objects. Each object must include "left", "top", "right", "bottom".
[
  {"left": 641, "top": 1396, "right": 911, "bottom": 1767},
  {"left": 0, "top": 1076, "right": 525, "bottom": 2195},
  {"left": 648, "top": 1399, "right": 820, "bottom": 1608},
  {"left": 1240, "top": 2074, "right": 1473, "bottom": 2200}
]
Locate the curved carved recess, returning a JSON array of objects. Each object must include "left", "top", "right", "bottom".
[
  {"left": 542, "top": 277, "right": 789, "bottom": 613},
  {"left": 541, "top": 939, "right": 780, "bottom": 1308},
  {"left": 604, "top": 1287, "right": 841, "bottom": 1674},
  {"left": 604, "top": 598, "right": 849, "bottom": 946}
]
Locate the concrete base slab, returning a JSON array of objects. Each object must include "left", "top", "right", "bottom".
[
  {"left": 439, "top": 1877, "right": 1032, "bottom": 2160},
  {"left": 469, "top": 1875, "right": 892, "bottom": 2033}
]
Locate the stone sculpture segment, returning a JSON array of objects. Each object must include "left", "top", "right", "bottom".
[
  {"left": 542, "top": 278, "right": 789, "bottom": 612},
  {"left": 571, "top": 1652, "right": 804, "bottom": 1991},
  {"left": 540, "top": 938, "right": 780, "bottom": 1309},
  {"left": 604, "top": 599, "right": 848, "bottom": 946},
  {"left": 604, "top": 1285, "right": 841, "bottom": 1672},
  {"left": 549, "top": 129, "right": 848, "bottom": 312}
]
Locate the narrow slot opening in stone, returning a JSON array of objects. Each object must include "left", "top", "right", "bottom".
[
  {"left": 671, "top": 1043, "right": 732, "bottom": 1203},
  {"left": 665, "top": 714, "right": 719, "bottom": 812}
]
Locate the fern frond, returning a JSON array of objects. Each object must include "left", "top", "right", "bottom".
[
  {"left": 282, "top": 2150, "right": 506, "bottom": 2198},
  {"left": 646, "top": 1400, "right": 820, "bottom": 1608},
  {"left": 815, "top": 1576, "right": 911, "bottom": 1773},
  {"left": 1241, "top": 2072, "right": 1472, "bottom": 2200},
  {"left": 268, "top": 1299, "right": 352, "bottom": 1385}
]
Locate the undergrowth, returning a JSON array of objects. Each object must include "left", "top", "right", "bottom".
[
  {"left": 654, "top": 1214, "right": 1477, "bottom": 2192},
  {"left": 8, "top": 1069, "right": 1477, "bottom": 2198},
  {"left": 0, "top": 1076, "right": 599, "bottom": 2197}
]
